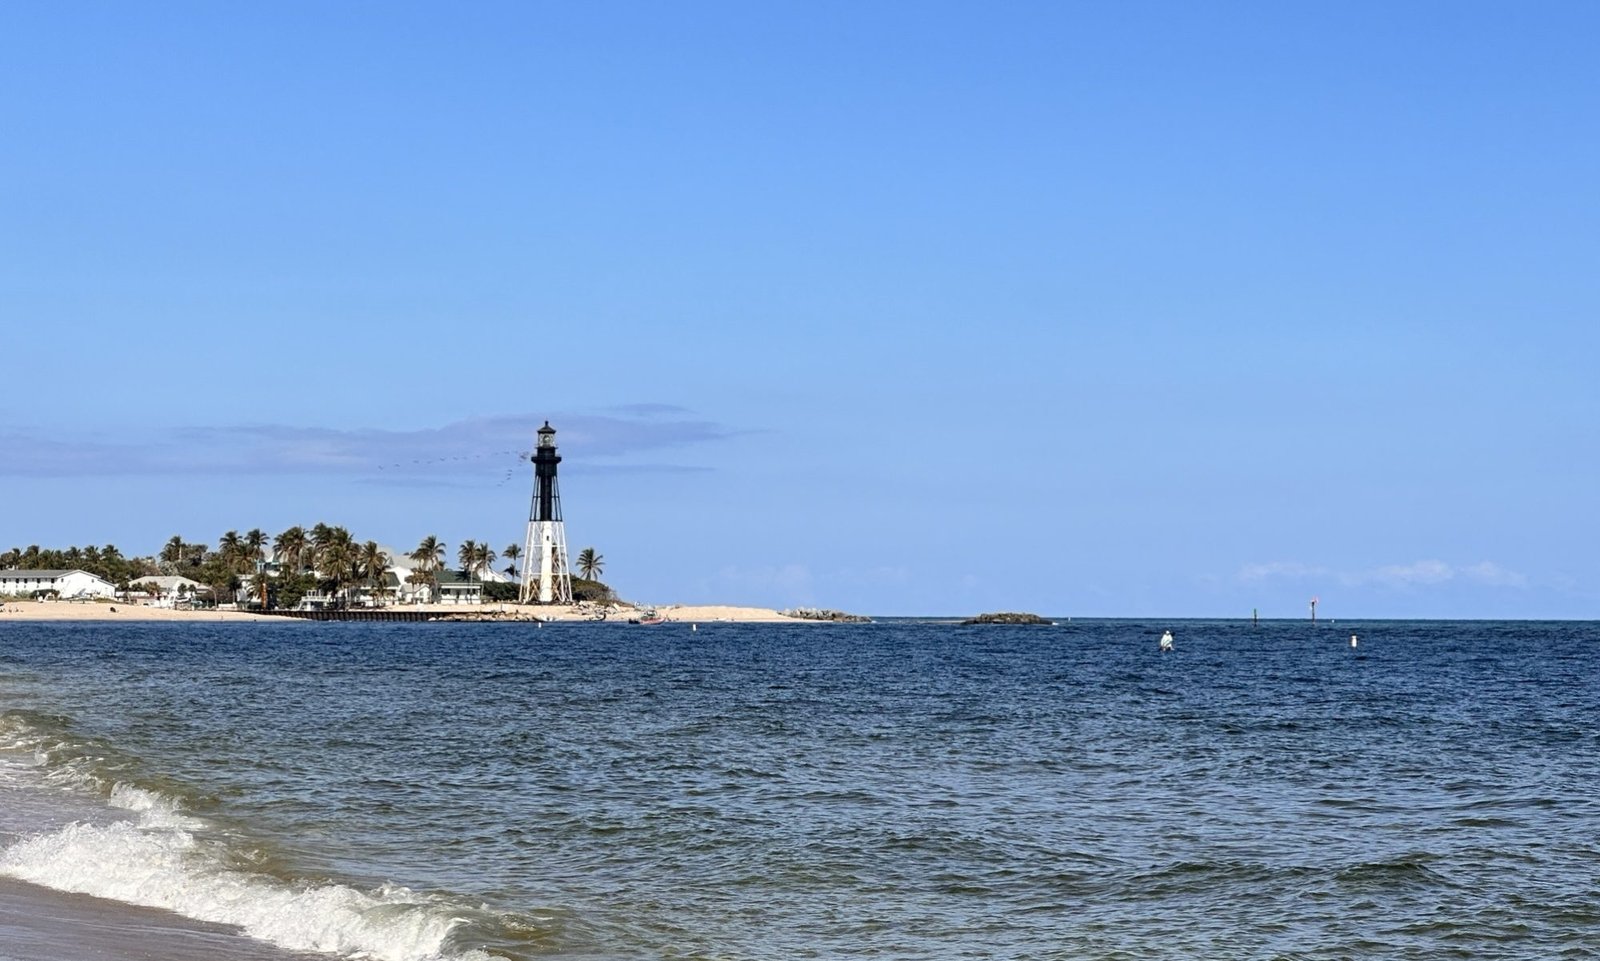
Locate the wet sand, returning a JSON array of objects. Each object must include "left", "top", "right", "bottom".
[{"left": 0, "top": 877, "right": 320, "bottom": 961}]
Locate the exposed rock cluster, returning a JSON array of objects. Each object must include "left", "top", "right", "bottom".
[
  {"left": 961, "top": 612, "right": 1053, "bottom": 625},
  {"left": 780, "top": 607, "right": 873, "bottom": 623}
]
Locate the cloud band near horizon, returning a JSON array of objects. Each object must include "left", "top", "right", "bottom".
[
  {"left": 0, "top": 409, "right": 739, "bottom": 480},
  {"left": 1237, "top": 559, "right": 1529, "bottom": 590}
]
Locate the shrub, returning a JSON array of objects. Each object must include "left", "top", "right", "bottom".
[
  {"left": 571, "top": 577, "right": 614, "bottom": 603},
  {"left": 483, "top": 581, "right": 519, "bottom": 602}
]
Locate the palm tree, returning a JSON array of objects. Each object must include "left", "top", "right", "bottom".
[
  {"left": 410, "top": 535, "right": 445, "bottom": 572},
  {"left": 409, "top": 535, "right": 445, "bottom": 603},
  {"left": 308, "top": 523, "right": 338, "bottom": 572},
  {"left": 318, "top": 536, "right": 356, "bottom": 607},
  {"left": 577, "top": 547, "right": 604, "bottom": 580},
  {"left": 457, "top": 540, "right": 479, "bottom": 578},
  {"left": 476, "top": 543, "right": 496, "bottom": 580},
  {"left": 161, "top": 536, "right": 185, "bottom": 565},
  {"left": 218, "top": 531, "right": 247, "bottom": 575},
  {"left": 359, "top": 541, "right": 390, "bottom": 606},
  {"left": 502, "top": 544, "right": 522, "bottom": 579},
  {"left": 244, "top": 529, "right": 268, "bottom": 564},
  {"left": 404, "top": 569, "right": 430, "bottom": 603},
  {"left": 274, "top": 526, "right": 307, "bottom": 572}
]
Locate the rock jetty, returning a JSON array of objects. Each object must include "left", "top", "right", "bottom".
[
  {"left": 961, "top": 612, "right": 1053, "bottom": 625},
  {"left": 780, "top": 607, "right": 873, "bottom": 623}
]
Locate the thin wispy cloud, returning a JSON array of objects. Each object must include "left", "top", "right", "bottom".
[
  {"left": 1237, "top": 559, "right": 1529, "bottom": 590},
  {"left": 1455, "top": 561, "right": 1529, "bottom": 588},
  {"left": 0, "top": 410, "right": 739, "bottom": 479},
  {"left": 605, "top": 403, "right": 694, "bottom": 418},
  {"left": 1237, "top": 561, "right": 1330, "bottom": 581},
  {"left": 1367, "top": 560, "right": 1456, "bottom": 587}
]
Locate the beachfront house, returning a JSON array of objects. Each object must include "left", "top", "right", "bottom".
[
  {"left": 131, "top": 575, "right": 206, "bottom": 607},
  {"left": 289, "top": 551, "right": 436, "bottom": 609},
  {"left": 0, "top": 569, "right": 117, "bottom": 599},
  {"left": 239, "top": 547, "right": 491, "bottom": 609},
  {"left": 433, "top": 569, "right": 483, "bottom": 605}
]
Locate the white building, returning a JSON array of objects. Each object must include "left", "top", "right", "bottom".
[
  {"left": 130, "top": 575, "right": 205, "bottom": 606},
  {"left": 433, "top": 569, "right": 483, "bottom": 605},
  {"left": 0, "top": 569, "right": 117, "bottom": 599}
]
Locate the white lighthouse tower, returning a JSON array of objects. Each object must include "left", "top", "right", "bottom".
[{"left": 520, "top": 421, "right": 573, "bottom": 605}]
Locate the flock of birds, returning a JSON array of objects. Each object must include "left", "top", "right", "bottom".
[{"left": 373, "top": 449, "right": 533, "bottom": 487}]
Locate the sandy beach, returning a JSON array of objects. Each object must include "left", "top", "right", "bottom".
[
  {"left": 0, "top": 601, "right": 277, "bottom": 623},
  {"left": 0, "top": 600, "right": 812, "bottom": 624}
]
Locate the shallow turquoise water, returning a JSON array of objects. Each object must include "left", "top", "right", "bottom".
[{"left": 1, "top": 619, "right": 1597, "bottom": 959}]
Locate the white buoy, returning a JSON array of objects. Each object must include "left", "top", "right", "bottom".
[
  {"left": 1350, "top": 634, "right": 1358, "bottom": 648},
  {"left": 692, "top": 623, "right": 697, "bottom": 632},
  {"left": 1160, "top": 629, "right": 1174, "bottom": 652}
]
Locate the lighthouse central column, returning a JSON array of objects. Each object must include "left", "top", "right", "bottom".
[
  {"left": 539, "top": 523, "right": 555, "bottom": 603},
  {"left": 520, "top": 421, "right": 574, "bottom": 606}
]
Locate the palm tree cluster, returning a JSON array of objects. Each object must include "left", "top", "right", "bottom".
[
  {"left": 159, "top": 536, "right": 209, "bottom": 570},
  {"left": 129, "top": 524, "right": 392, "bottom": 609},
  {"left": 456, "top": 540, "right": 497, "bottom": 583},
  {"left": 406, "top": 534, "right": 446, "bottom": 599},
  {"left": 266, "top": 524, "right": 391, "bottom": 608},
  {"left": 3, "top": 530, "right": 612, "bottom": 608},
  {"left": 213, "top": 529, "right": 270, "bottom": 605},
  {"left": 0, "top": 543, "right": 150, "bottom": 589}
]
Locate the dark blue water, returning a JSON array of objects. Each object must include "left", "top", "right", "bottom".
[{"left": 1, "top": 620, "right": 1597, "bottom": 960}]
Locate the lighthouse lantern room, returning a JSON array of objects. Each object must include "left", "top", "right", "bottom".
[{"left": 520, "top": 421, "right": 574, "bottom": 604}]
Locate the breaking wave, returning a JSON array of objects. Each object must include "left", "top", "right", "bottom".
[{"left": 0, "top": 709, "right": 526, "bottom": 961}]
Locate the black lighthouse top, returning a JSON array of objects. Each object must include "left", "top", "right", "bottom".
[{"left": 531, "top": 421, "right": 562, "bottom": 522}]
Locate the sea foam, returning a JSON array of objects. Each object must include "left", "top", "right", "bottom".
[
  {"left": 0, "top": 812, "right": 505, "bottom": 961},
  {"left": 0, "top": 713, "right": 508, "bottom": 961}
]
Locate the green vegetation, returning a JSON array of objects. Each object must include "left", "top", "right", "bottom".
[
  {"left": 457, "top": 540, "right": 495, "bottom": 582},
  {"left": 482, "top": 581, "right": 519, "bottom": 602},
  {"left": 2, "top": 531, "right": 618, "bottom": 610},
  {"left": 0, "top": 544, "right": 153, "bottom": 591},
  {"left": 571, "top": 576, "right": 615, "bottom": 603}
]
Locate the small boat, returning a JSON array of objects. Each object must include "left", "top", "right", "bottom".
[{"left": 628, "top": 610, "right": 666, "bottom": 626}]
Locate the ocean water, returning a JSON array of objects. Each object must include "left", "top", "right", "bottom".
[{"left": 0, "top": 619, "right": 1597, "bottom": 960}]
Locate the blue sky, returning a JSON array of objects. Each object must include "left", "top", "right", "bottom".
[{"left": 2, "top": 2, "right": 1596, "bottom": 616}]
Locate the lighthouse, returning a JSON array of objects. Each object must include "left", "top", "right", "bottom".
[{"left": 520, "top": 421, "right": 573, "bottom": 604}]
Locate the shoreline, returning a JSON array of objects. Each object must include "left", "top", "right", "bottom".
[
  {"left": 0, "top": 600, "right": 814, "bottom": 624},
  {"left": 0, "top": 877, "right": 320, "bottom": 961}
]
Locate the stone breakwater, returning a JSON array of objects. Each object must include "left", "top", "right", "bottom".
[{"left": 779, "top": 608, "right": 873, "bottom": 623}]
